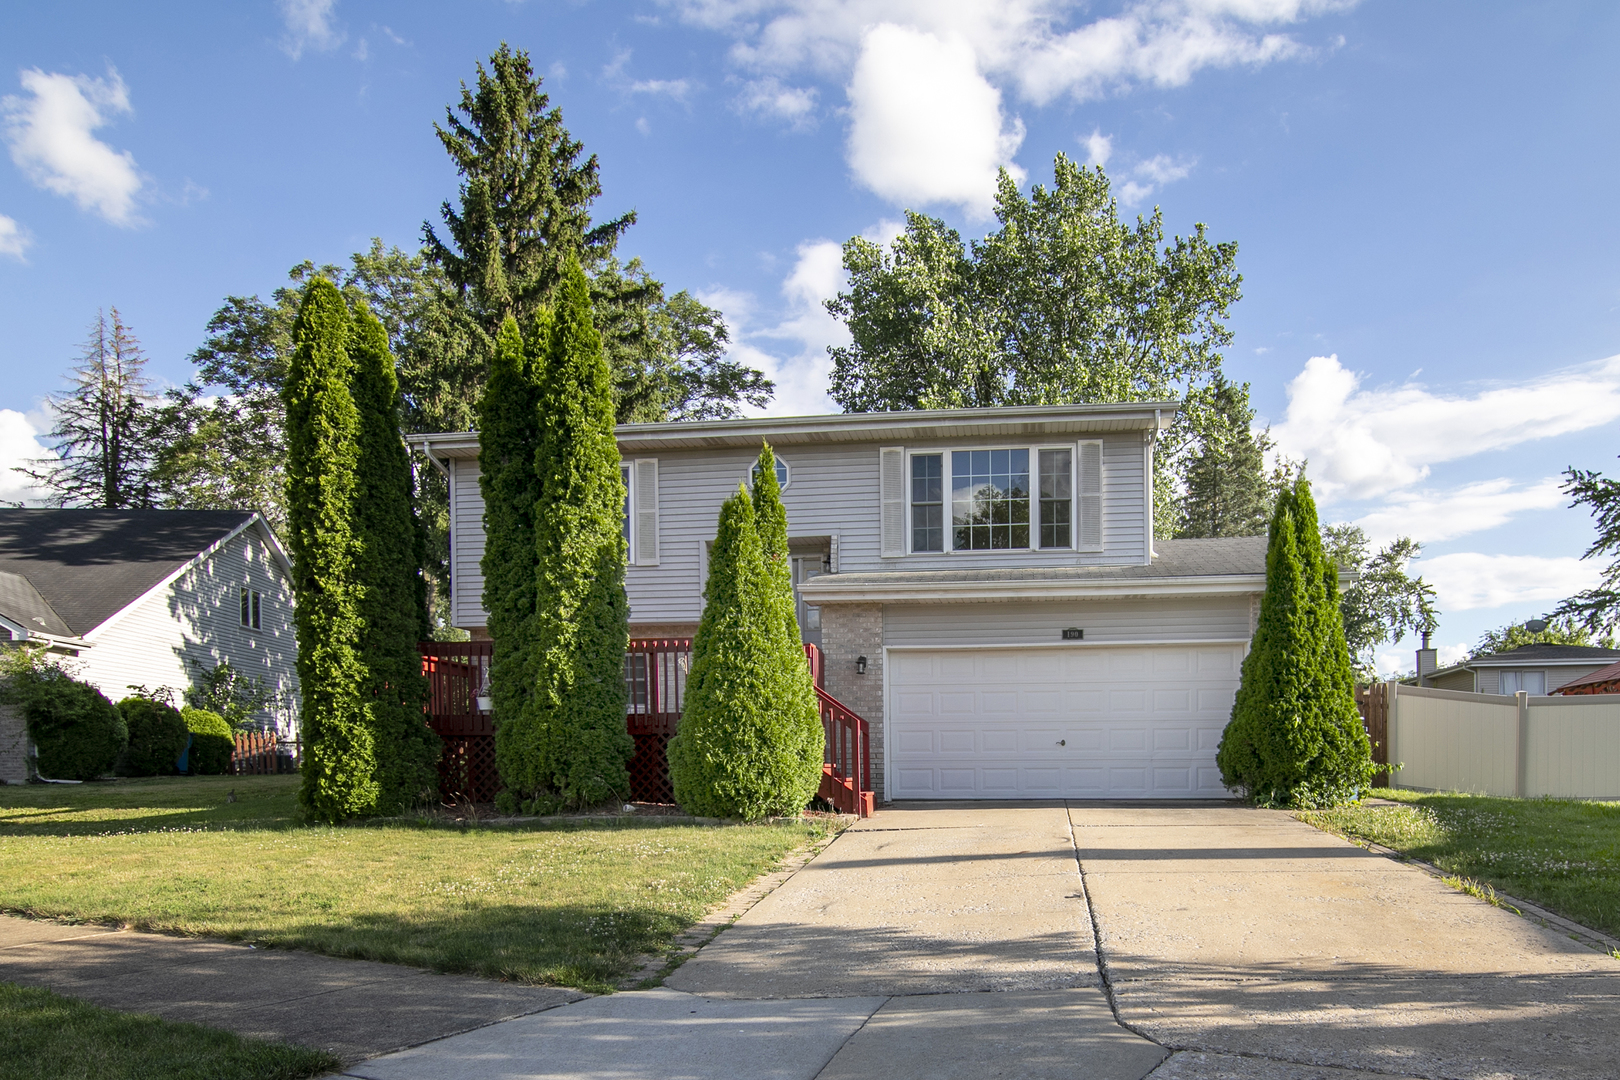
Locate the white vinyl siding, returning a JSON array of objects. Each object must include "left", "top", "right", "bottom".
[
  {"left": 77, "top": 527, "right": 300, "bottom": 733},
  {"left": 445, "top": 433, "right": 1155, "bottom": 628},
  {"left": 882, "top": 596, "right": 1253, "bottom": 648}
]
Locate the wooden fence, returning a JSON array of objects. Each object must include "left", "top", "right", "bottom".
[
  {"left": 231, "top": 730, "right": 294, "bottom": 775},
  {"left": 1355, "top": 682, "right": 1391, "bottom": 787}
]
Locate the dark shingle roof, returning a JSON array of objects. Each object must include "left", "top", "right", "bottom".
[
  {"left": 0, "top": 570, "right": 73, "bottom": 638},
  {"left": 1471, "top": 643, "right": 1620, "bottom": 665},
  {"left": 0, "top": 510, "right": 255, "bottom": 635}
]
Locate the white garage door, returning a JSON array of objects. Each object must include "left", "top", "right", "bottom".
[{"left": 887, "top": 644, "right": 1243, "bottom": 799}]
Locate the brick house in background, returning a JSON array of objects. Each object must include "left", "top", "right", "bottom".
[{"left": 412, "top": 403, "right": 1268, "bottom": 804}]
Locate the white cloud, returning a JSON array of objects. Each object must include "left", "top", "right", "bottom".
[
  {"left": 1082, "top": 128, "right": 1112, "bottom": 167},
  {"left": 736, "top": 77, "right": 818, "bottom": 125},
  {"left": 1419, "top": 552, "right": 1601, "bottom": 613},
  {"left": 635, "top": 117, "right": 652, "bottom": 136},
  {"left": 280, "top": 0, "right": 345, "bottom": 59},
  {"left": 1355, "top": 477, "right": 1567, "bottom": 546},
  {"left": 0, "top": 409, "right": 50, "bottom": 505},
  {"left": 631, "top": 78, "right": 694, "bottom": 100},
  {"left": 846, "top": 24, "right": 1024, "bottom": 216},
  {"left": 2, "top": 68, "right": 143, "bottom": 226},
  {"left": 0, "top": 214, "right": 29, "bottom": 259},
  {"left": 1118, "top": 153, "right": 1196, "bottom": 206},
  {"left": 703, "top": 239, "right": 850, "bottom": 418},
  {"left": 1372, "top": 640, "right": 1468, "bottom": 678},
  {"left": 1272, "top": 353, "right": 1620, "bottom": 502}
]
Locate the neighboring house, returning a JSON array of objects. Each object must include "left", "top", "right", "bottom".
[
  {"left": 1425, "top": 643, "right": 1620, "bottom": 696},
  {"left": 1550, "top": 659, "right": 1620, "bottom": 696},
  {"left": 0, "top": 510, "right": 300, "bottom": 783},
  {"left": 412, "top": 402, "right": 1269, "bottom": 804}
]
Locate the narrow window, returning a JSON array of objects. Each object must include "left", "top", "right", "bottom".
[
  {"left": 952, "top": 448, "right": 1030, "bottom": 550},
  {"left": 910, "top": 454, "right": 943, "bottom": 552},
  {"left": 621, "top": 463, "right": 632, "bottom": 555},
  {"left": 240, "top": 587, "right": 261, "bottom": 630},
  {"left": 1039, "top": 448, "right": 1073, "bottom": 548}
]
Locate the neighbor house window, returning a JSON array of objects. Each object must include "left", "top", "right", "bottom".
[
  {"left": 1038, "top": 448, "right": 1073, "bottom": 549},
  {"left": 911, "top": 454, "right": 943, "bottom": 552},
  {"left": 952, "top": 449, "right": 1030, "bottom": 550},
  {"left": 240, "top": 587, "right": 261, "bottom": 630}
]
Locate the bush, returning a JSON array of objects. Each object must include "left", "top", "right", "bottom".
[
  {"left": 1216, "top": 477, "right": 1374, "bottom": 808},
  {"left": 118, "top": 697, "right": 190, "bottom": 777},
  {"left": 0, "top": 650, "right": 125, "bottom": 781},
  {"left": 669, "top": 486, "right": 821, "bottom": 820},
  {"left": 181, "top": 707, "right": 235, "bottom": 775}
]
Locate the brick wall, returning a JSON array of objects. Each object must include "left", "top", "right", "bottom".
[
  {"left": 819, "top": 602, "right": 886, "bottom": 803},
  {"left": 0, "top": 701, "right": 28, "bottom": 785}
]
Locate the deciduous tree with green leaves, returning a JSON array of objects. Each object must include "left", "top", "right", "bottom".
[
  {"left": 1554, "top": 460, "right": 1620, "bottom": 633},
  {"left": 1217, "top": 478, "right": 1373, "bottom": 808},
  {"left": 1320, "top": 524, "right": 1438, "bottom": 680},
  {"left": 283, "top": 278, "right": 377, "bottom": 822},
  {"left": 349, "top": 306, "right": 440, "bottom": 813},
  {"left": 1472, "top": 616, "right": 1611, "bottom": 657}
]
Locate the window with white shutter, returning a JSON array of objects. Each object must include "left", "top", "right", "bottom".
[
  {"left": 879, "top": 446, "right": 906, "bottom": 557},
  {"left": 1077, "top": 440, "right": 1103, "bottom": 552},
  {"left": 633, "top": 458, "right": 659, "bottom": 566}
]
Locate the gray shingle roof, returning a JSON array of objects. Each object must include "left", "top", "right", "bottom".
[
  {"left": 0, "top": 570, "right": 73, "bottom": 638},
  {"left": 0, "top": 509, "right": 255, "bottom": 635},
  {"left": 1470, "top": 643, "right": 1620, "bottom": 665}
]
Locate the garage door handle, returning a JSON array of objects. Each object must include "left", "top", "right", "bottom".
[{"left": 1057, "top": 739, "right": 1065, "bottom": 746}]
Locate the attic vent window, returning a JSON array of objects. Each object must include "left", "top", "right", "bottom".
[
  {"left": 750, "top": 458, "right": 789, "bottom": 490},
  {"left": 240, "top": 587, "right": 261, "bottom": 631}
]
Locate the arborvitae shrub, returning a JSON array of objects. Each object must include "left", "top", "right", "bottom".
[
  {"left": 1217, "top": 478, "right": 1374, "bottom": 808},
  {"left": 181, "top": 707, "right": 234, "bottom": 775},
  {"left": 669, "top": 487, "right": 819, "bottom": 819},
  {"left": 0, "top": 653, "right": 124, "bottom": 781},
  {"left": 118, "top": 697, "right": 190, "bottom": 777},
  {"left": 349, "top": 306, "right": 440, "bottom": 812},
  {"left": 283, "top": 278, "right": 377, "bottom": 822},
  {"left": 749, "top": 442, "right": 824, "bottom": 810},
  {"left": 529, "top": 258, "right": 632, "bottom": 806}
]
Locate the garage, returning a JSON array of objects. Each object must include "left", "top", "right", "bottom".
[{"left": 886, "top": 644, "right": 1244, "bottom": 799}]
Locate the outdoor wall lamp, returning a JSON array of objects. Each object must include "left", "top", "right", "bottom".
[{"left": 856, "top": 655, "right": 868, "bottom": 675}]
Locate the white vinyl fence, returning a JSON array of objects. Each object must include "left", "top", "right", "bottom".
[{"left": 1388, "top": 683, "right": 1620, "bottom": 799}]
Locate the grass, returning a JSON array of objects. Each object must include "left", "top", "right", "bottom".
[
  {"left": 1296, "top": 788, "right": 1620, "bottom": 938},
  {"left": 0, "top": 982, "right": 339, "bottom": 1080},
  {"left": 0, "top": 775, "right": 830, "bottom": 992}
]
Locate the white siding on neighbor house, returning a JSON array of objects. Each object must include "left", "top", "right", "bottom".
[
  {"left": 882, "top": 596, "right": 1253, "bottom": 649},
  {"left": 446, "top": 432, "right": 1153, "bottom": 629},
  {"left": 76, "top": 525, "right": 300, "bottom": 732}
]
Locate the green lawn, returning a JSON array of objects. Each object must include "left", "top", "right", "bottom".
[
  {"left": 1296, "top": 789, "right": 1620, "bottom": 939},
  {"left": 0, "top": 982, "right": 339, "bottom": 1080},
  {"left": 0, "top": 775, "right": 828, "bottom": 992}
]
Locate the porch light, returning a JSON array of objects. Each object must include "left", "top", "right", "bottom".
[{"left": 856, "top": 655, "right": 868, "bottom": 675}]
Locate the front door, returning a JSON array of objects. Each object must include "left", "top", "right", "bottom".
[{"left": 791, "top": 555, "right": 825, "bottom": 648}]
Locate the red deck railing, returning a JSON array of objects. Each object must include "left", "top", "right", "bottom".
[{"left": 415, "top": 637, "right": 874, "bottom": 815}]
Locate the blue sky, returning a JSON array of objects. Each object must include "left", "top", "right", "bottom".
[{"left": 2, "top": 1, "right": 1619, "bottom": 670}]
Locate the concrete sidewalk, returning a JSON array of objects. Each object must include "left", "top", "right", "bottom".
[
  {"left": 0, "top": 915, "right": 583, "bottom": 1061},
  {"left": 344, "top": 802, "right": 1620, "bottom": 1080}
]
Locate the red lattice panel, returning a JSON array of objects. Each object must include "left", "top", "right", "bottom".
[
  {"left": 437, "top": 734, "right": 500, "bottom": 803},
  {"left": 628, "top": 733, "right": 673, "bottom": 803}
]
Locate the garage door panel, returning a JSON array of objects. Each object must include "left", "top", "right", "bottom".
[{"left": 889, "top": 643, "right": 1244, "bottom": 800}]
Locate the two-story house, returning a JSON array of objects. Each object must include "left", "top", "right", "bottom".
[{"left": 412, "top": 402, "right": 1266, "bottom": 804}]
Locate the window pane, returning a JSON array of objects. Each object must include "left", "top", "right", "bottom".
[
  {"left": 910, "top": 454, "right": 944, "bottom": 552},
  {"left": 1039, "top": 449, "right": 1072, "bottom": 548},
  {"left": 951, "top": 447, "right": 1032, "bottom": 550},
  {"left": 251, "top": 591, "right": 261, "bottom": 630}
]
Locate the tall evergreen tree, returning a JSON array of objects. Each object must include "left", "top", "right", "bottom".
[
  {"left": 1175, "top": 374, "right": 1274, "bottom": 539},
  {"left": 24, "top": 308, "right": 159, "bottom": 508},
  {"left": 669, "top": 486, "right": 822, "bottom": 819},
  {"left": 1217, "top": 478, "right": 1373, "bottom": 808},
  {"left": 527, "top": 257, "right": 633, "bottom": 806},
  {"left": 283, "top": 279, "right": 377, "bottom": 822},
  {"left": 482, "top": 315, "right": 547, "bottom": 795},
  {"left": 349, "top": 307, "right": 440, "bottom": 813},
  {"left": 750, "top": 443, "right": 824, "bottom": 796}
]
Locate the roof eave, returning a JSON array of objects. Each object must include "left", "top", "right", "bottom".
[{"left": 800, "top": 572, "right": 1265, "bottom": 604}]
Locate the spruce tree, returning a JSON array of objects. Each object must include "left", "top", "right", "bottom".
[
  {"left": 482, "top": 315, "right": 547, "bottom": 797},
  {"left": 284, "top": 279, "right": 377, "bottom": 822},
  {"left": 1217, "top": 477, "right": 1374, "bottom": 807},
  {"left": 670, "top": 486, "right": 820, "bottom": 819},
  {"left": 528, "top": 257, "right": 632, "bottom": 806},
  {"left": 750, "top": 442, "right": 825, "bottom": 804},
  {"left": 349, "top": 307, "right": 440, "bottom": 813},
  {"left": 1176, "top": 374, "right": 1273, "bottom": 539}
]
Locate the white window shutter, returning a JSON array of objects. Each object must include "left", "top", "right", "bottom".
[
  {"left": 880, "top": 447, "right": 906, "bottom": 558},
  {"left": 634, "top": 458, "right": 659, "bottom": 566},
  {"left": 1078, "top": 440, "right": 1103, "bottom": 552}
]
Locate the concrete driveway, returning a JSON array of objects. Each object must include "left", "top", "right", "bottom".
[{"left": 346, "top": 803, "right": 1620, "bottom": 1080}]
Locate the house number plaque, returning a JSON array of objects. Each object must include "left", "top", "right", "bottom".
[{"left": 1062, "top": 627, "right": 1084, "bottom": 640}]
